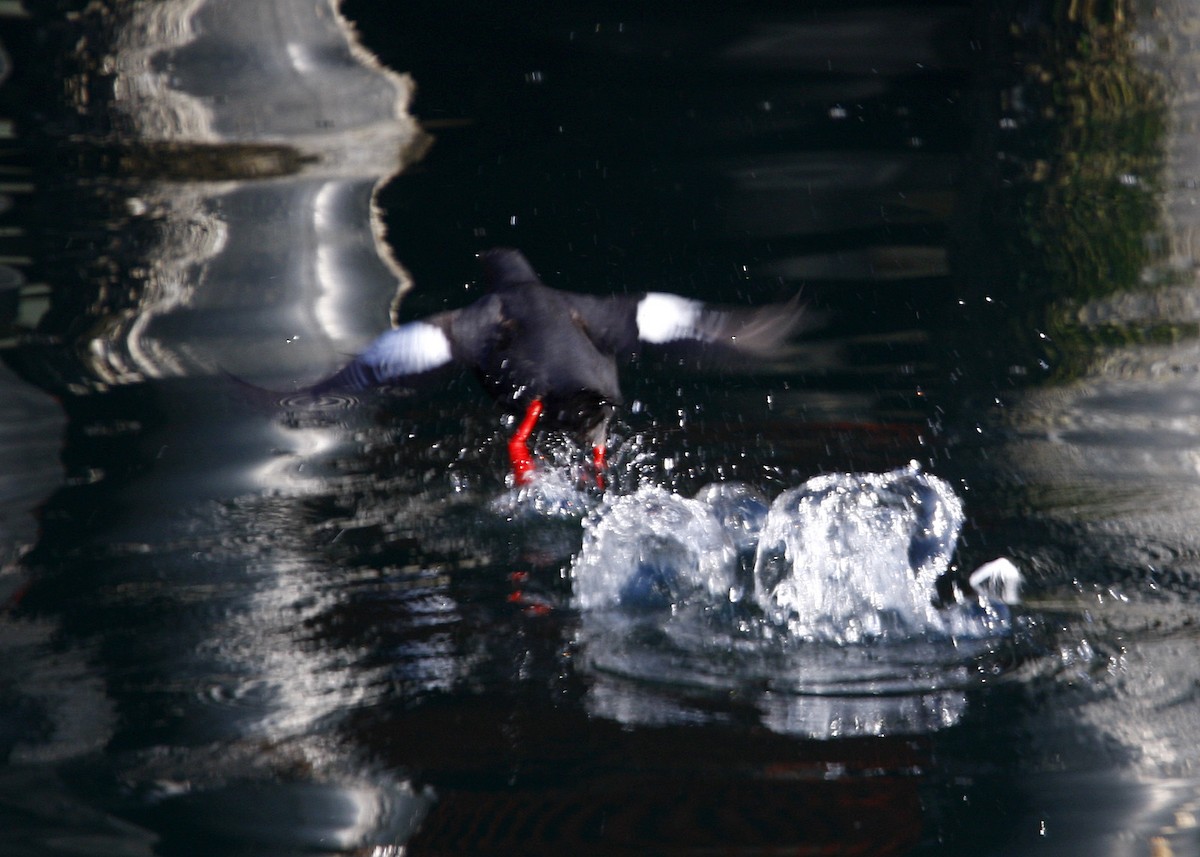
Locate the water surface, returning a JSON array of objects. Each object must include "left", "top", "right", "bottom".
[{"left": 1, "top": 1, "right": 1199, "bottom": 855}]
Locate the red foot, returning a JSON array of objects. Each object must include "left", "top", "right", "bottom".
[
  {"left": 508, "top": 399, "right": 543, "bottom": 486},
  {"left": 591, "top": 444, "right": 607, "bottom": 490}
]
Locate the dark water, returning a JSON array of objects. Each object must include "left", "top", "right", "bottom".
[{"left": 1, "top": 1, "right": 1198, "bottom": 854}]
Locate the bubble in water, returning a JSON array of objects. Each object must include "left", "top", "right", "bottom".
[
  {"left": 571, "top": 485, "right": 737, "bottom": 611},
  {"left": 752, "top": 464, "right": 964, "bottom": 642}
]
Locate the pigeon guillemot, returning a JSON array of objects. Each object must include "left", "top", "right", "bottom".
[{"left": 311, "top": 248, "right": 817, "bottom": 486}]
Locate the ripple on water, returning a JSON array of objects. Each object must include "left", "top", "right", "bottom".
[{"left": 275, "top": 390, "right": 363, "bottom": 411}]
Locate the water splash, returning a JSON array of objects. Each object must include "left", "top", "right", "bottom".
[
  {"left": 571, "top": 486, "right": 737, "bottom": 611},
  {"left": 568, "top": 465, "right": 1013, "bottom": 640},
  {"left": 753, "top": 464, "right": 969, "bottom": 643},
  {"left": 491, "top": 465, "right": 599, "bottom": 521},
  {"left": 693, "top": 481, "right": 769, "bottom": 554},
  {"left": 490, "top": 437, "right": 606, "bottom": 521},
  {"left": 568, "top": 466, "right": 1020, "bottom": 738}
]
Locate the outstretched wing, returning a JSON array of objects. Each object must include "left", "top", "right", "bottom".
[
  {"left": 634, "top": 292, "right": 816, "bottom": 357},
  {"left": 308, "top": 294, "right": 507, "bottom": 394},
  {"left": 565, "top": 291, "right": 820, "bottom": 360},
  {"left": 309, "top": 316, "right": 457, "bottom": 393}
]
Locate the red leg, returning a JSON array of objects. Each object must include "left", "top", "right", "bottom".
[
  {"left": 508, "top": 399, "right": 543, "bottom": 485},
  {"left": 591, "top": 443, "right": 607, "bottom": 490}
]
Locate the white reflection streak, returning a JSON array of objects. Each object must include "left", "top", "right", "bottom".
[
  {"left": 232, "top": 558, "right": 365, "bottom": 739},
  {"left": 211, "top": 554, "right": 387, "bottom": 755},
  {"left": 252, "top": 424, "right": 338, "bottom": 492},
  {"left": 286, "top": 42, "right": 318, "bottom": 74},
  {"left": 312, "top": 181, "right": 354, "bottom": 342}
]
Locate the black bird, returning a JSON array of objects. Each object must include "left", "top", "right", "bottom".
[{"left": 311, "top": 248, "right": 817, "bottom": 486}]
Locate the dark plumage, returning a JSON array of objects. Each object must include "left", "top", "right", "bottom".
[{"left": 313, "top": 248, "right": 818, "bottom": 484}]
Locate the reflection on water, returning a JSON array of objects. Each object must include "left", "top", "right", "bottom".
[
  {"left": 990, "top": 8, "right": 1200, "bottom": 826},
  {"left": 2, "top": 0, "right": 437, "bottom": 853},
  {"left": 3, "top": 0, "right": 1200, "bottom": 855},
  {"left": 21, "top": 0, "right": 426, "bottom": 389}
]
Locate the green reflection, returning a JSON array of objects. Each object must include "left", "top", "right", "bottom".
[
  {"left": 1016, "top": 1, "right": 1166, "bottom": 377},
  {"left": 955, "top": 1, "right": 1166, "bottom": 388}
]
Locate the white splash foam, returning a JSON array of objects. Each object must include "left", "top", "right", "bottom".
[{"left": 969, "top": 557, "right": 1023, "bottom": 605}]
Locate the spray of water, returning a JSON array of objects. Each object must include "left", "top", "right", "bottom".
[
  {"left": 550, "top": 464, "right": 1022, "bottom": 737},
  {"left": 567, "top": 463, "right": 1015, "bottom": 643},
  {"left": 571, "top": 485, "right": 737, "bottom": 612},
  {"left": 753, "top": 464, "right": 964, "bottom": 642}
]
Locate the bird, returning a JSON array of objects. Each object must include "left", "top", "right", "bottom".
[{"left": 309, "top": 248, "right": 818, "bottom": 487}]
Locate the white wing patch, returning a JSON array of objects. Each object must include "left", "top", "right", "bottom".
[
  {"left": 361, "top": 321, "right": 453, "bottom": 378},
  {"left": 636, "top": 292, "right": 704, "bottom": 344}
]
